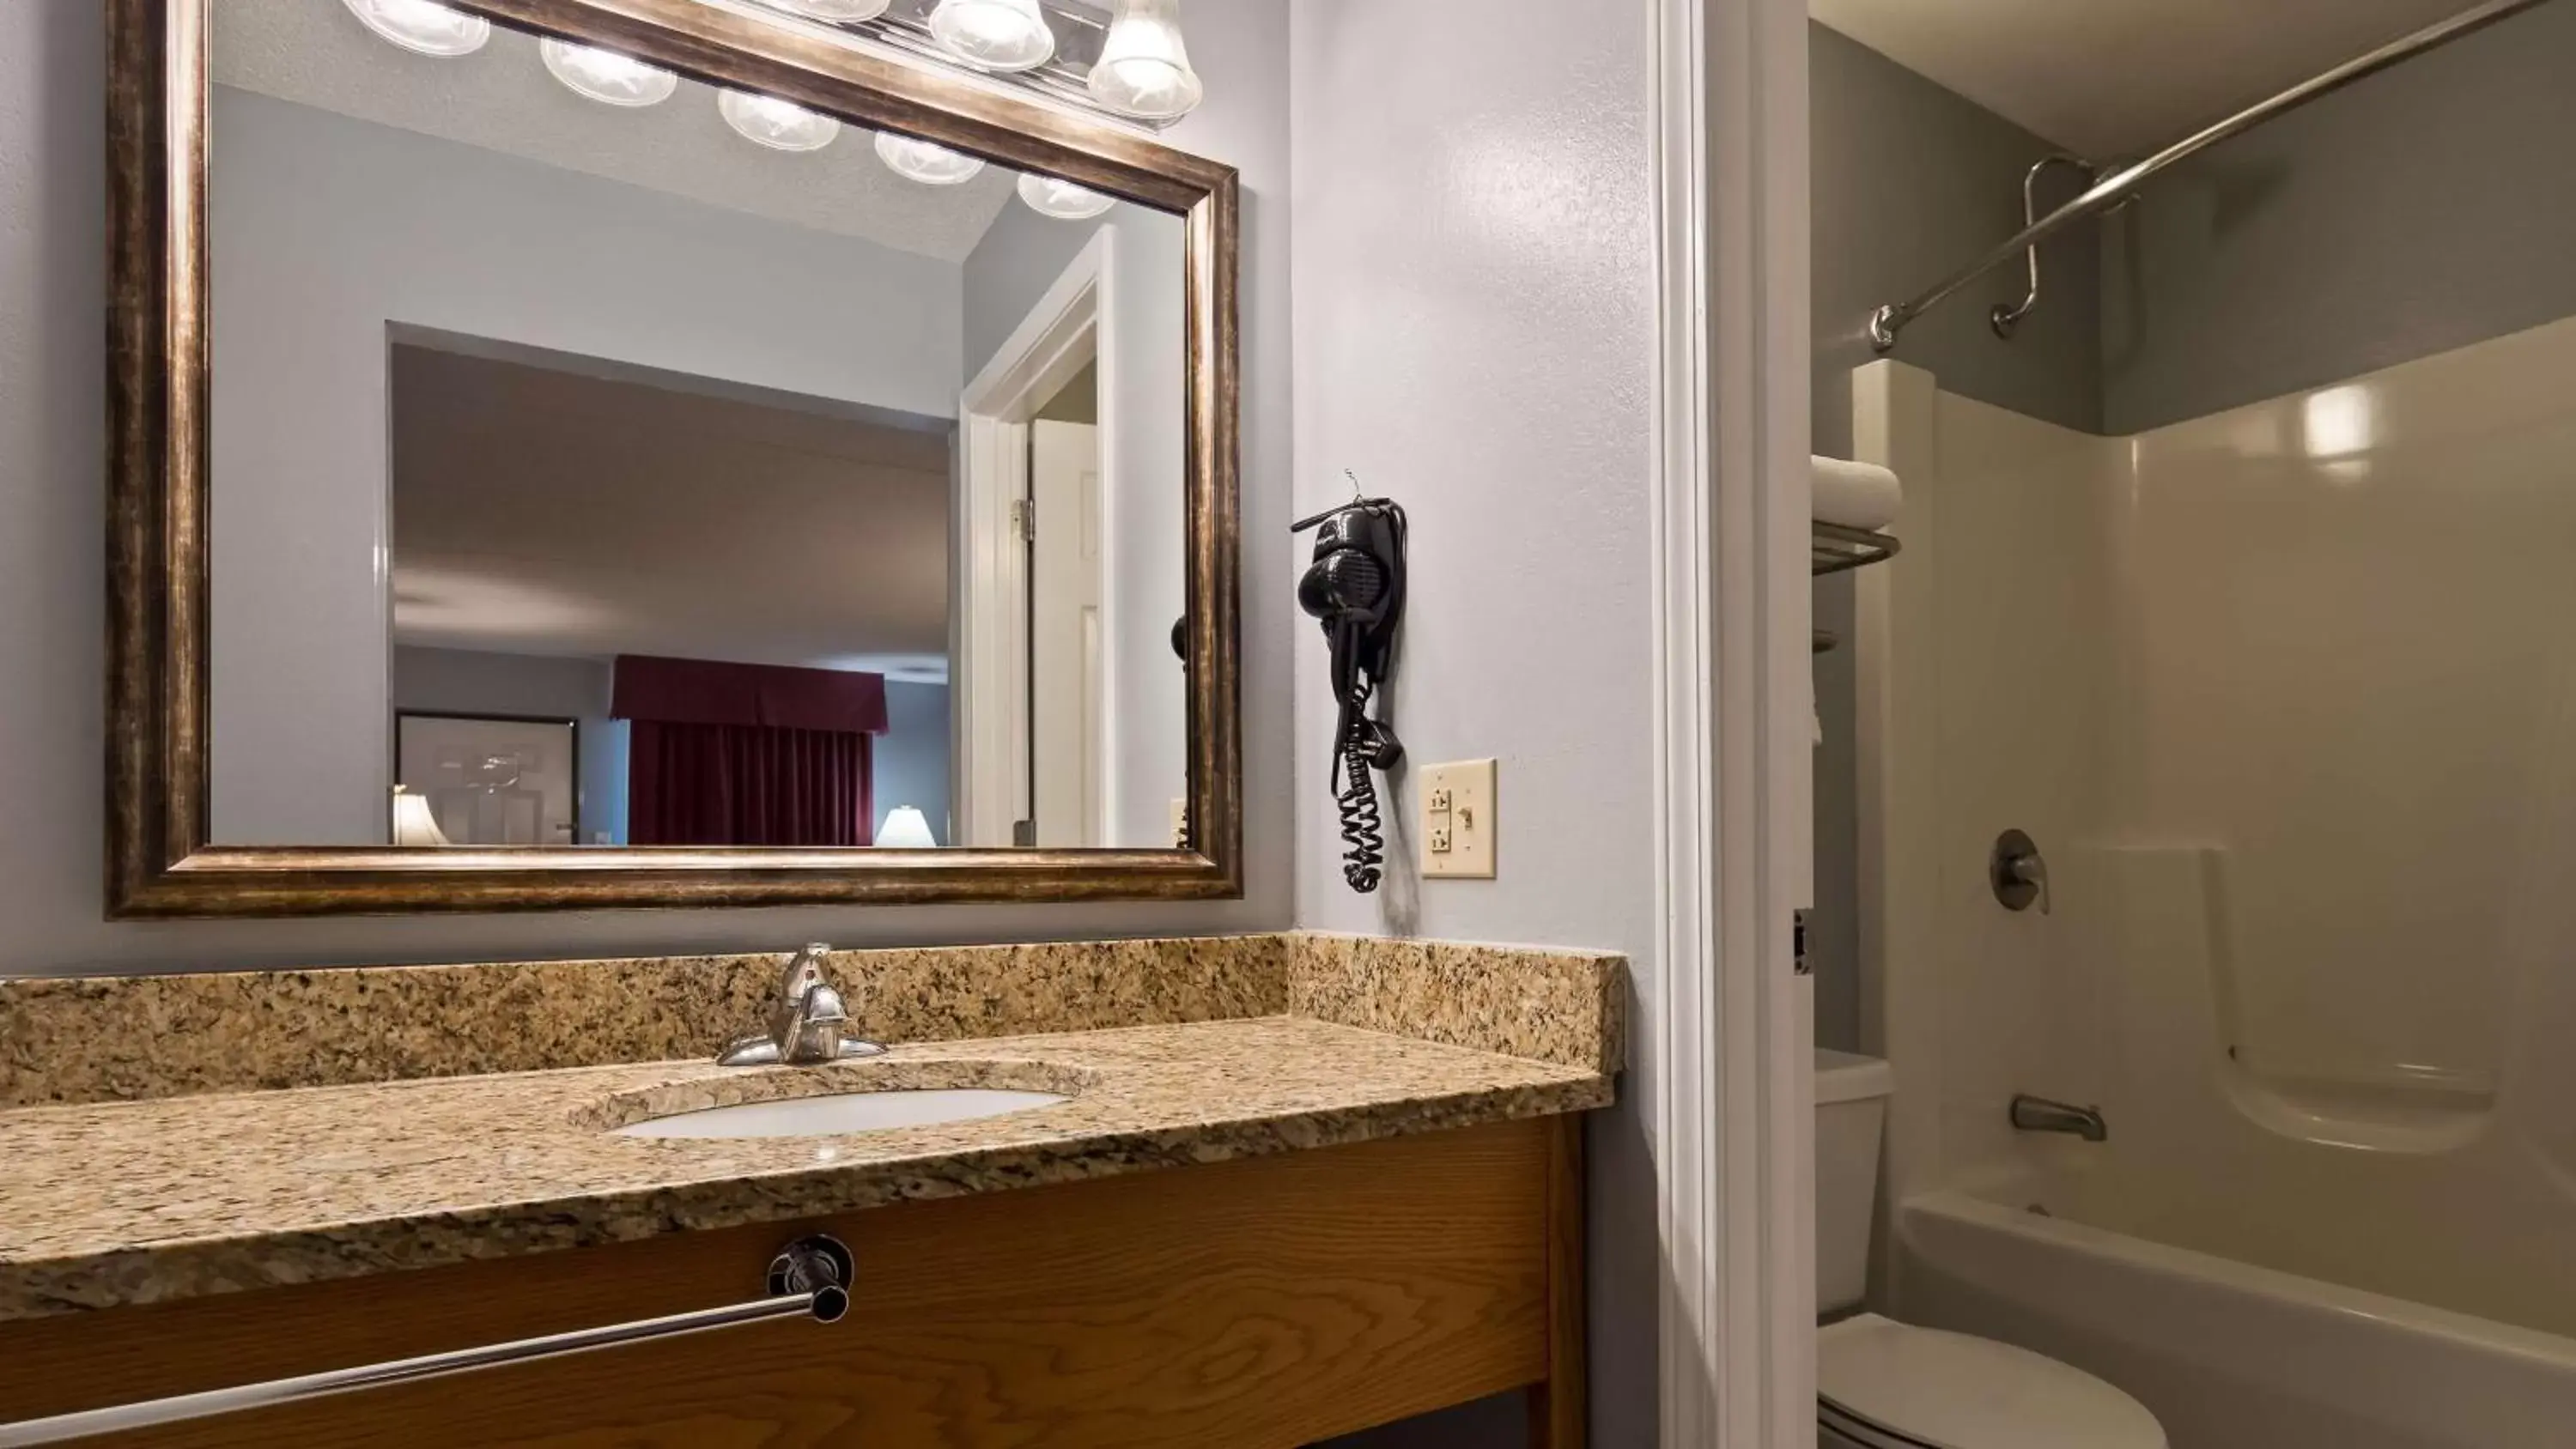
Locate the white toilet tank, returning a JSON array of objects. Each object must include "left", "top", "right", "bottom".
[{"left": 1815, "top": 1048, "right": 1893, "bottom": 1314}]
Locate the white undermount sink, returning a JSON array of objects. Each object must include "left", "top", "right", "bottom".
[{"left": 614, "top": 1088, "right": 1070, "bottom": 1140}]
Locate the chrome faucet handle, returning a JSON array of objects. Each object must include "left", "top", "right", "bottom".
[
  {"left": 718, "top": 943, "right": 885, "bottom": 1067},
  {"left": 765, "top": 943, "right": 834, "bottom": 1042},
  {"left": 787, "top": 981, "right": 849, "bottom": 1063}
]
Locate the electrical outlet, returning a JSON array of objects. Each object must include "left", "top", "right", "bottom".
[{"left": 1419, "top": 759, "right": 1496, "bottom": 879}]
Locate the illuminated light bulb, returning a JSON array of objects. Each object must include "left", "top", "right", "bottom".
[
  {"left": 1090, "top": 0, "right": 1201, "bottom": 119},
  {"left": 719, "top": 90, "right": 842, "bottom": 152},
  {"left": 339, "top": 0, "right": 490, "bottom": 58},
  {"left": 876, "top": 132, "right": 987, "bottom": 185},
  {"left": 756, "top": 0, "right": 893, "bottom": 20},
  {"left": 539, "top": 39, "right": 677, "bottom": 106},
  {"left": 1017, "top": 172, "right": 1115, "bottom": 219},
  {"left": 927, "top": 0, "right": 1056, "bottom": 73}
]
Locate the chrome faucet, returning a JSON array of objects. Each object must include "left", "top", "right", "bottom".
[
  {"left": 2008, "top": 1094, "right": 2107, "bottom": 1142},
  {"left": 719, "top": 943, "right": 886, "bottom": 1066}
]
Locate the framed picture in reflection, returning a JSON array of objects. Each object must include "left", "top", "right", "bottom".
[{"left": 393, "top": 712, "right": 580, "bottom": 847}]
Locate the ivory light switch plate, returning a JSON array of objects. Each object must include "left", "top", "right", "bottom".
[{"left": 1419, "top": 759, "right": 1497, "bottom": 878}]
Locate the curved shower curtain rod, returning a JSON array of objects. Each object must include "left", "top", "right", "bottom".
[{"left": 1868, "top": 0, "right": 2549, "bottom": 353}]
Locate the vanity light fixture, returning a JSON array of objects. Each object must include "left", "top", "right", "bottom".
[
  {"left": 1018, "top": 173, "right": 1115, "bottom": 219},
  {"left": 719, "top": 90, "right": 843, "bottom": 152},
  {"left": 753, "top": 0, "right": 895, "bottom": 21},
  {"left": 1090, "top": 0, "right": 1201, "bottom": 119},
  {"left": 876, "top": 132, "right": 987, "bottom": 184},
  {"left": 539, "top": 39, "right": 678, "bottom": 107},
  {"left": 339, "top": 0, "right": 491, "bottom": 58},
  {"left": 927, "top": 0, "right": 1058, "bottom": 73}
]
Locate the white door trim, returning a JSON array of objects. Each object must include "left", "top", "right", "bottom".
[
  {"left": 1653, "top": 0, "right": 1814, "bottom": 1441},
  {"left": 955, "top": 230, "right": 1115, "bottom": 848}
]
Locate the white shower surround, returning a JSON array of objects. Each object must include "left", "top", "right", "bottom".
[{"left": 1851, "top": 312, "right": 2576, "bottom": 1447}]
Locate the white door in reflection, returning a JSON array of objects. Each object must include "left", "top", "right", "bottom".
[{"left": 1030, "top": 418, "right": 1106, "bottom": 847}]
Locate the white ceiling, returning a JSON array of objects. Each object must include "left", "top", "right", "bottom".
[
  {"left": 214, "top": 0, "right": 1014, "bottom": 263},
  {"left": 390, "top": 342, "right": 954, "bottom": 680},
  {"left": 1810, "top": 0, "right": 2482, "bottom": 156}
]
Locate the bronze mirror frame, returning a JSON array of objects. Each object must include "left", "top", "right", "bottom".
[{"left": 106, "top": 0, "right": 1240, "bottom": 917}]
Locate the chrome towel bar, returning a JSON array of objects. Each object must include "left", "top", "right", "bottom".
[{"left": 0, "top": 1234, "right": 854, "bottom": 1446}]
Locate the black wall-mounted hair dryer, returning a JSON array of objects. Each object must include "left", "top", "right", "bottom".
[{"left": 1294, "top": 494, "right": 1407, "bottom": 893}]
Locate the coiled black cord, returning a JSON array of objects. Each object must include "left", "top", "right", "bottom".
[{"left": 1336, "top": 685, "right": 1387, "bottom": 893}]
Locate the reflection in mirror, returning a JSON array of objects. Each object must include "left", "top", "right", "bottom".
[{"left": 207, "top": 0, "right": 1191, "bottom": 852}]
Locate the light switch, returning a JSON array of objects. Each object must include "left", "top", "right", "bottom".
[{"left": 1419, "top": 759, "right": 1496, "bottom": 879}]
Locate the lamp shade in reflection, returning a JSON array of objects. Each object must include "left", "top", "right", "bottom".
[
  {"left": 540, "top": 39, "right": 678, "bottom": 106},
  {"left": 391, "top": 788, "right": 453, "bottom": 846},
  {"left": 1090, "top": 0, "right": 1201, "bottom": 119},
  {"left": 877, "top": 806, "right": 939, "bottom": 848},
  {"left": 719, "top": 90, "right": 842, "bottom": 151},
  {"left": 876, "top": 132, "right": 986, "bottom": 185},
  {"left": 927, "top": 0, "right": 1056, "bottom": 72},
  {"left": 1018, "top": 173, "right": 1116, "bottom": 219},
  {"left": 340, "top": 0, "right": 491, "bottom": 57}
]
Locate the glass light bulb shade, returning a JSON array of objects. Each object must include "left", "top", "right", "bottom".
[
  {"left": 927, "top": 0, "right": 1056, "bottom": 73},
  {"left": 719, "top": 90, "right": 842, "bottom": 152},
  {"left": 340, "top": 0, "right": 491, "bottom": 57},
  {"left": 876, "top": 132, "right": 987, "bottom": 185},
  {"left": 876, "top": 806, "right": 939, "bottom": 848},
  {"left": 1017, "top": 173, "right": 1116, "bottom": 220},
  {"left": 756, "top": 0, "right": 892, "bottom": 20},
  {"left": 539, "top": 39, "right": 677, "bottom": 106},
  {"left": 1089, "top": 0, "right": 1201, "bottom": 118}
]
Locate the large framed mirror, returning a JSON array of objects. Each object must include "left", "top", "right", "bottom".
[{"left": 106, "top": 0, "right": 1238, "bottom": 916}]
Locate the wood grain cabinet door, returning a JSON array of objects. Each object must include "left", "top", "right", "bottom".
[{"left": 0, "top": 1120, "right": 1583, "bottom": 1448}]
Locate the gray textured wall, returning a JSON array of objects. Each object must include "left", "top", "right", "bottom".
[
  {"left": 1808, "top": 21, "right": 2104, "bottom": 1052},
  {"left": 2100, "top": 0, "right": 2576, "bottom": 434},
  {"left": 1290, "top": 3, "right": 1657, "bottom": 1443},
  {"left": 1811, "top": 22, "right": 2101, "bottom": 459}
]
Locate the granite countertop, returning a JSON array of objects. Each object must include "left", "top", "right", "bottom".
[{"left": 0, "top": 934, "right": 1625, "bottom": 1324}]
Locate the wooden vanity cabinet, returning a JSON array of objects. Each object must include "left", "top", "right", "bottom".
[{"left": 0, "top": 1118, "right": 1586, "bottom": 1448}]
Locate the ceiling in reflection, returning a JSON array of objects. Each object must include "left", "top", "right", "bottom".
[
  {"left": 215, "top": 0, "right": 1016, "bottom": 262},
  {"left": 390, "top": 342, "right": 954, "bottom": 679}
]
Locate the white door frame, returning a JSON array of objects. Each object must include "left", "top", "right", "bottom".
[
  {"left": 1653, "top": 0, "right": 1814, "bottom": 1442},
  {"left": 954, "top": 230, "right": 1115, "bottom": 849}
]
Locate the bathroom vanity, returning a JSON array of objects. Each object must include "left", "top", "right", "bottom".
[
  {"left": 46, "top": 3, "right": 1632, "bottom": 1441},
  {"left": 0, "top": 935, "right": 1620, "bottom": 1446}
]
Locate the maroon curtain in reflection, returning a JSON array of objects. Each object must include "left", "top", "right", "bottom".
[
  {"left": 614, "top": 657, "right": 886, "bottom": 847},
  {"left": 626, "top": 722, "right": 874, "bottom": 846}
]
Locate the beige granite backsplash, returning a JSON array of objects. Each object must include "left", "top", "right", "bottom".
[
  {"left": 1287, "top": 933, "right": 1625, "bottom": 1076},
  {"left": 0, "top": 931, "right": 1622, "bottom": 1108},
  {"left": 0, "top": 937, "right": 1289, "bottom": 1108}
]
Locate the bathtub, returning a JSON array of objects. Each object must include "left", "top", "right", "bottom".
[{"left": 1896, "top": 1189, "right": 2576, "bottom": 1449}]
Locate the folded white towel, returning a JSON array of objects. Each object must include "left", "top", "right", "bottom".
[{"left": 1813, "top": 456, "right": 1901, "bottom": 532}]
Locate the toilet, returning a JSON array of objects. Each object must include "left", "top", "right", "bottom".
[{"left": 1815, "top": 1049, "right": 2166, "bottom": 1449}]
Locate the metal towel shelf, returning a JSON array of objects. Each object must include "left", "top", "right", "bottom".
[
  {"left": 0, "top": 1235, "right": 854, "bottom": 1446},
  {"left": 1813, "top": 521, "right": 1901, "bottom": 577}
]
